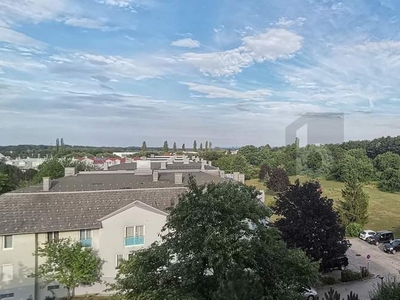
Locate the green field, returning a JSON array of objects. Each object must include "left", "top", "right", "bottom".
[{"left": 246, "top": 176, "right": 400, "bottom": 237}]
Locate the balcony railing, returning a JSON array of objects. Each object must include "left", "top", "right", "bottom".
[
  {"left": 80, "top": 238, "right": 92, "bottom": 247},
  {"left": 124, "top": 236, "right": 145, "bottom": 246}
]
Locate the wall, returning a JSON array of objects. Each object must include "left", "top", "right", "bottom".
[
  {"left": 0, "top": 234, "right": 36, "bottom": 300},
  {"left": 98, "top": 204, "right": 167, "bottom": 286}
]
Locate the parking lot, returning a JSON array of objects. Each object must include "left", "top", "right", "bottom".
[{"left": 317, "top": 238, "right": 400, "bottom": 298}]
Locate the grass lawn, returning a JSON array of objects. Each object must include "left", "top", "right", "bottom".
[{"left": 246, "top": 176, "right": 400, "bottom": 237}]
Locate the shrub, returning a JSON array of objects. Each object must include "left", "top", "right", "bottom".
[
  {"left": 346, "top": 223, "right": 363, "bottom": 237},
  {"left": 320, "top": 275, "right": 336, "bottom": 285},
  {"left": 341, "top": 269, "right": 361, "bottom": 282},
  {"left": 360, "top": 266, "right": 370, "bottom": 279},
  {"left": 369, "top": 279, "right": 400, "bottom": 300}
]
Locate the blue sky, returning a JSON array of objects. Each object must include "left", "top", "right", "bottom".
[{"left": 1, "top": 0, "right": 400, "bottom": 147}]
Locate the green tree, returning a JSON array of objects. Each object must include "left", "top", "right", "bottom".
[
  {"left": 0, "top": 164, "right": 24, "bottom": 187},
  {"left": 200, "top": 143, "right": 203, "bottom": 151},
  {"left": 163, "top": 141, "right": 169, "bottom": 153},
  {"left": 259, "top": 163, "right": 271, "bottom": 181},
  {"left": 378, "top": 168, "right": 400, "bottom": 192},
  {"left": 35, "top": 158, "right": 65, "bottom": 181},
  {"left": 0, "top": 174, "right": 13, "bottom": 195},
  {"left": 209, "top": 141, "right": 212, "bottom": 149},
  {"left": 266, "top": 168, "right": 290, "bottom": 193},
  {"left": 60, "top": 138, "right": 65, "bottom": 152},
  {"left": 173, "top": 142, "right": 177, "bottom": 153},
  {"left": 205, "top": 141, "right": 209, "bottom": 150},
  {"left": 306, "top": 150, "right": 323, "bottom": 171},
  {"left": 274, "top": 180, "right": 347, "bottom": 267},
  {"left": 193, "top": 140, "right": 197, "bottom": 151},
  {"left": 338, "top": 181, "right": 369, "bottom": 226},
  {"left": 238, "top": 145, "right": 266, "bottom": 166},
  {"left": 374, "top": 152, "right": 400, "bottom": 172},
  {"left": 56, "top": 138, "right": 60, "bottom": 153},
  {"left": 330, "top": 152, "right": 374, "bottom": 183},
  {"left": 34, "top": 238, "right": 103, "bottom": 300},
  {"left": 182, "top": 143, "right": 185, "bottom": 151},
  {"left": 111, "top": 178, "right": 318, "bottom": 299},
  {"left": 141, "top": 141, "right": 147, "bottom": 151}
]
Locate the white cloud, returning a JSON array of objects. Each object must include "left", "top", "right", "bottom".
[
  {"left": 272, "top": 17, "right": 306, "bottom": 27},
  {"left": 280, "top": 39, "right": 400, "bottom": 112},
  {"left": 182, "top": 82, "right": 271, "bottom": 100},
  {"left": 171, "top": 38, "right": 200, "bottom": 48},
  {"left": 0, "top": 0, "right": 69, "bottom": 26},
  {"left": 0, "top": 26, "right": 45, "bottom": 48},
  {"left": 182, "top": 28, "right": 303, "bottom": 76},
  {"left": 64, "top": 18, "right": 108, "bottom": 29}
]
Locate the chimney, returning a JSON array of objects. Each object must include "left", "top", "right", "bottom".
[
  {"left": 151, "top": 154, "right": 155, "bottom": 158},
  {"left": 160, "top": 161, "right": 167, "bottom": 170},
  {"left": 126, "top": 157, "right": 132, "bottom": 163},
  {"left": 135, "top": 161, "right": 152, "bottom": 175},
  {"left": 208, "top": 161, "right": 212, "bottom": 167},
  {"left": 103, "top": 162, "right": 108, "bottom": 171},
  {"left": 167, "top": 158, "right": 173, "bottom": 165},
  {"left": 183, "top": 158, "right": 189, "bottom": 165},
  {"left": 201, "top": 161, "right": 205, "bottom": 170},
  {"left": 195, "top": 157, "right": 199, "bottom": 162},
  {"left": 219, "top": 170, "right": 225, "bottom": 178},
  {"left": 174, "top": 173, "right": 183, "bottom": 184},
  {"left": 43, "top": 177, "right": 51, "bottom": 191},
  {"left": 238, "top": 174, "right": 245, "bottom": 184},
  {"left": 153, "top": 171, "right": 159, "bottom": 182},
  {"left": 64, "top": 167, "right": 76, "bottom": 177},
  {"left": 233, "top": 172, "right": 240, "bottom": 182}
]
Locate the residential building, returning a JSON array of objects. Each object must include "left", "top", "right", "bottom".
[{"left": 0, "top": 158, "right": 245, "bottom": 300}]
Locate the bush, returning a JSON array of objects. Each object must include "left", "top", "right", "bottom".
[
  {"left": 360, "top": 266, "right": 370, "bottom": 279},
  {"left": 341, "top": 269, "right": 361, "bottom": 282},
  {"left": 320, "top": 275, "right": 336, "bottom": 285},
  {"left": 346, "top": 223, "right": 363, "bottom": 237},
  {"left": 370, "top": 279, "right": 400, "bottom": 300}
]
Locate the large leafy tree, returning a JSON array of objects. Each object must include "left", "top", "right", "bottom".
[
  {"left": 338, "top": 181, "right": 369, "bottom": 226},
  {"left": 330, "top": 151, "right": 374, "bottom": 183},
  {"left": 34, "top": 238, "right": 103, "bottom": 300},
  {"left": 193, "top": 140, "right": 197, "bottom": 151},
  {"left": 374, "top": 152, "right": 400, "bottom": 172},
  {"left": 258, "top": 163, "right": 271, "bottom": 181},
  {"left": 378, "top": 168, "right": 400, "bottom": 192},
  {"left": 274, "top": 180, "right": 347, "bottom": 266},
  {"left": 112, "top": 179, "right": 318, "bottom": 300},
  {"left": 0, "top": 164, "right": 24, "bottom": 187},
  {"left": 266, "top": 167, "right": 290, "bottom": 193},
  {"left": 173, "top": 142, "right": 177, "bottom": 153},
  {"left": 0, "top": 174, "right": 13, "bottom": 195}
]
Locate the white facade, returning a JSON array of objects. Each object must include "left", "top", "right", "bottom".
[{"left": 0, "top": 202, "right": 167, "bottom": 300}]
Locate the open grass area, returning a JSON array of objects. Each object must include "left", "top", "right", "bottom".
[{"left": 246, "top": 176, "right": 400, "bottom": 237}]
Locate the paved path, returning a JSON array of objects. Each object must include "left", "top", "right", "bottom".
[{"left": 317, "top": 238, "right": 400, "bottom": 299}]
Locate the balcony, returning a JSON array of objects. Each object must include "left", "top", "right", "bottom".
[
  {"left": 124, "top": 236, "right": 145, "bottom": 246},
  {"left": 80, "top": 238, "right": 92, "bottom": 247}
]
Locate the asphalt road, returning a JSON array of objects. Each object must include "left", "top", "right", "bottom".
[{"left": 317, "top": 238, "right": 400, "bottom": 299}]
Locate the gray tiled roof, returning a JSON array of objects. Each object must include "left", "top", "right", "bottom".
[
  {"left": 109, "top": 161, "right": 217, "bottom": 171},
  {"left": 0, "top": 188, "right": 186, "bottom": 235},
  {"left": 0, "top": 171, "right": 226, "bottom": 235}
]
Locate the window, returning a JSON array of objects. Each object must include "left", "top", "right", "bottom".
[
  {"left": 0, "top": 293, "right": 14, "bottom": 300},
  {"left": 116, "top": 255, "right": 123, "bottom": 268},
  {"left": 124, "top": 226, "right": 145, "bottom": 246},
  {"left": 47, "top": 232, "right": 59, "bottom": 243},
  {"left": 47, "top": 285, "right": 59, "bottom": 291},
  {"left": 1, "top": 265, "right": 13, "bottom": 282},
  {"left": 3, "top": 236, "right": 12, "bottom": 249},
  {"left": 80, "top": 230, "right": 92, "bottom": 247}
]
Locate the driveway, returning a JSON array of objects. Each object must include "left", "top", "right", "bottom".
[{"left": 317, "top": 238, "right": 400, "bottom": 299}]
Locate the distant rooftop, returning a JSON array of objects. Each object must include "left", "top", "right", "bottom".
[
  {"left": 11, "top": 171, "right": 225, "bottom": 193},
  {"left": 109, "top": 161, "right": 217, "bottom": 171}
]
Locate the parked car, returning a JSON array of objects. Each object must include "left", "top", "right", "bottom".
[
  {"left": 367, "top": 231, "right": 394, "bottom": 245},
  {"left": 320, "top": 256, "right": 349, "bottom": 272},
  {"left": 301, "top": 285, "right": 318, "bottom": 300},
  {"left": 359, "top": 230, "right": 376, "bottom": 241},
  {"left": 383, "top": 239, "right": 400, "bottom": 254}
]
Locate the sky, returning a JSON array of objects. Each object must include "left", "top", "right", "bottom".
[{"left": 1, "top": 0, "right": 400, "bottom": 147}]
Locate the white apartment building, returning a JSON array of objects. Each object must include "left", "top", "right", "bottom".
[{"left": 0, "top": 159, "right": 238, "bottom": 300}]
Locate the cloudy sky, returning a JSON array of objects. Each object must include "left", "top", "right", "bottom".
[{"left": 1, "top": 0, "right": 400, "bottom": 147}]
